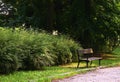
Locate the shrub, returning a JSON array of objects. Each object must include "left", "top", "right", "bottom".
[
  {"left": 0, "top": 27, "right": 81, "bottom": 74},
  {"left": 0, "top": 55, "right": 18, "bottom": 74},
  {"left": 0, "top": 28, "right": 19, "bottom": 74},
  {"left": 14, "top": 30, "right": 55, "bottom": 70},
  {"left": 51, "top": 35, "right": 80, "bottom": 65}
]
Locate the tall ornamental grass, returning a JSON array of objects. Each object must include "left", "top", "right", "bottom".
[{"left": 0, "top": 27, "right": 81, "bottom": 74}]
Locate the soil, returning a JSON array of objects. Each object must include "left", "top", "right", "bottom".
[{"left": 52, "top": 67, "right": 120, "bottom": 82}]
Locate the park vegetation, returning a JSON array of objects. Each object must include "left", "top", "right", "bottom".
[
  {"left": 0, "top": 0, "right": 120, "bottom": 52},
  {"left": 0, "top": 0, "right": 120, "bottom": 75},
  {"left": 0, "top": 27, "right": 80, "bottom": 74}
]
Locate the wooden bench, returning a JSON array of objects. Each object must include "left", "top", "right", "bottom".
[{"left": 77, "top": 48, "right": 102, "bottom": 68}]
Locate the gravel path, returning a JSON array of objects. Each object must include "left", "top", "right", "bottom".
[{"left": 53, "top": 67, "right": 120, "bottom": 82}]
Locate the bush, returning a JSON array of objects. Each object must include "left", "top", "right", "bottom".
[
  {"left": 0, "top": 55, "right": 18, "bottom": 74},
  {"left": 14, "top": 29, "right": 55, "bottom": 70},
  {"left": 52, "top": 35, "right": 80, "bottom": 65},
  {"left": 0, "top": 27, "right": 81, "bottom": 74}
]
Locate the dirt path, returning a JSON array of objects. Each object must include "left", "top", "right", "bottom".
[{"left": 53, "top": 67, "right": 120, "bottom": 82}]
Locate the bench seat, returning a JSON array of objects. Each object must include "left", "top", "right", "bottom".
[{"left": 81, "top": 57, "right": 102, "bottom": 61}]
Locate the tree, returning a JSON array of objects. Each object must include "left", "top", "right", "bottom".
[
  {"left": 0, "top": 0, "right": 14, "bottom": 26},
  {"left": 0, "top": 0, "right": 120, "bottom": 52},
  {"left": 66, "top": 0, "right": 120, "bottom": 52}
]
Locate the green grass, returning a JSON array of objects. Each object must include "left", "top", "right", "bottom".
[
  {"left": 0, "top": 66, "right": 94, "bottom": 82},
  {"left": 113, "top": 46, "right": 120, "bottom": 56},
  {"left": 0, "top": 58, "right": 120, "bottom": 82},
  {"left": 0, "top": 47, "right": 120, "bottom": 82}
]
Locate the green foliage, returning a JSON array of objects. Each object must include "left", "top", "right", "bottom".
[
  {"left": 1, "top": 0, "right": 119, "bottom": 53},
  {"left": 0, "top": 28, "right": 19, "bottom": 74},
  {"left": 0, "top": 27, "right": 81, "bottom": 74},
  {"left": 0, "top": 55, "right": 18, "bottom": 74},
  {"left": 63, "top": 0, "right": 120, "bottom": 52},
  {"left": 52, "top": 35, "right": 80, "bottom": 65}
]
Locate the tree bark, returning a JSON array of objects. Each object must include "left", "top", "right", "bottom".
[{"left": 46, "top": 0, "right": 55, "bottom": 32}]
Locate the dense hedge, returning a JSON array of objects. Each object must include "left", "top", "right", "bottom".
[{"left": 0, "top": 27, "right": 81, "bottom": 74}]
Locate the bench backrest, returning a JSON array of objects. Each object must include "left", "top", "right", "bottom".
[
  {"left": 77, "top": 48, "right": 93, "bottom": 58},
  {"left": 78, "top": 48, "right": 93, "bottom": 54}
]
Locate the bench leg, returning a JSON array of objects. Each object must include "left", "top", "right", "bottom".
[
  {"left": 99, "top": 59, "right": 101, "bottom": 66},
  {"left": 86, "top": 61, "right": 89, "bottom": 67},
  {"left": 90, "top": 61, "right": 92, "bottom": 66},
  {"left": 77, "top": 60, "right": 80, "bottom": 68}
]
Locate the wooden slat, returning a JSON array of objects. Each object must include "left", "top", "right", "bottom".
[{"left": 79, "top": 48, "right": 93, "bottom": 54}]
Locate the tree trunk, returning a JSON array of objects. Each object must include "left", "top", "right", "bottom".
[{"left": 46, "top": 0, "right": 55, "bottom": 32}]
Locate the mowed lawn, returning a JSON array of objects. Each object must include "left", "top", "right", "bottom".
[
  {"left": 0, "top": 66, "right": 93, "bottom": 82},
  {"left": 0, "top": 47, "right": 120, "bottom": 82}
]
